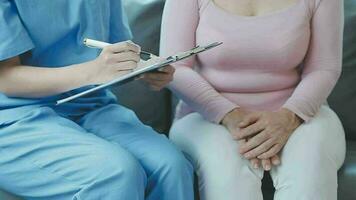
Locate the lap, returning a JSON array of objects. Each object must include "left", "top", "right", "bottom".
[
  {"left": 170, "top": 106, "right": 346, "bottom": 177},
  {"left": 271, "top": 106, "right": 346, "bottom": 179},
  {"left": 0, "top": 106, "right": 141, "bottom": 199},
  {"left": 170, "top": 112, "right": 238, "bottom": 161},
  {"left": 78, "top": 104, "right": 188, "bottom": 175},
  {"left": 170, "top": 112, "right": 264, "bottom": 200},
  {"left": 170, "top": 106, "right": 345, "bottom": 200},
  {"left": 170, "top": 112, "right": 264, "bottom": 179}
]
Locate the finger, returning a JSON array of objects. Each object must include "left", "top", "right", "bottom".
[
  {"left": 158, "top": 65, "right": 175, "bottom": 74},
  {"left": 114, "top": 61, "right": 137, "bottom": 71},
  {"left": 235, "top": 122, "right": 264, "bottom": 140},
  {"left": 143, "top": 78, "right": 168, "bottom": 85},
  {"left": 105, "top": 41, "right": 140, "bottom": 54},
  {"left": 238, "top": 113, "right": 260, "bottom": 128},
  {"left": 271, "top": 155, "right": 281, "bottom": 166},
  {"left": 250, "top": 158, "right": 260, "bottom": 169},
  {"left": 143, "top": 72, "right": 173, "bottom": 82},
  {"left": 144, "top": 79, "right": 167, "bottom": 91},
  {"left": 237, "top": 139, "right": 247, "bottom": 153},
  {"left": 258, "top": 144, "right": 283, "bottom": 160},
  {"left": 143, "top": 77, "right": 172, "bottom": 87},
  {"left": 243, "top": 138, "right": 275, "bottom": 159},
  {"left": 237, "top": 139, "right": 247, "bottom": 146},
  {"left": 111, "top": 51, "right": 140, "bottom": 63},
  {"left": 150, "top": 86, "right": 162, "bottom": 91},
  {"left": 238, "top": 139, "right": 259, "bottom": 169},
  {"left": 136, "top": 74, "right": 144, "bottom": 80},
  {"left": 262, "top": 159, "right": 272, "bottom": 171},
  {"left": 239, "top": 130, "right": 270, "bottom": 154}
]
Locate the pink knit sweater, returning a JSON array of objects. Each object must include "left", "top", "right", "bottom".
[{"left": 160, "top": 0, "right": 343, "bottom": 123}]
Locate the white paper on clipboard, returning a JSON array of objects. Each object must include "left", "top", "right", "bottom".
[{"left": 56, "top": 42, "right": 222, "bottom": 105}]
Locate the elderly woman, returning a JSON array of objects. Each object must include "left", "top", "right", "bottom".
[
  {"left": 0, "top": 0, "right": 194, "bottom": 199},
  {"left": 161, "top": 0, "right": 346, "bottom": 199}
]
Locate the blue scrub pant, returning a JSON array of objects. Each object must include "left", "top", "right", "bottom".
[{"left": 0, "top": 104, "right": 194, "bottom": 200}]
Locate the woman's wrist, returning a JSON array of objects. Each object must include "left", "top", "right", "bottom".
[
  {"left": 221, "top": 107, "right": 245, "bottom": 126},
  {"left": 278, "top": 108, "right": 303, "bottom": 128}
]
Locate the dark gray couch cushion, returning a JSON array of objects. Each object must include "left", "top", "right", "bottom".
[
  {"left": 328, "top": 0, "right": 356, "bottom": 141},
  {"left": 338, "top": 141, "right": 356, "bottom": 200}
]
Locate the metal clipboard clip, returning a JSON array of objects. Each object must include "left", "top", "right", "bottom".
[{"left": 167, "top": 42, "right": 223, "bottom": 62}]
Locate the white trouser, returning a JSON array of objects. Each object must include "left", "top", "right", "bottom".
[{"left": 170, "top": 106, "right": 346, "bottom": 200}]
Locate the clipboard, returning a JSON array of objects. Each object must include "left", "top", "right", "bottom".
[{"left": 56, "top": 42, "right": 223, "bottom": 105}]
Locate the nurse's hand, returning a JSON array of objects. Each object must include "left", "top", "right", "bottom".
[
  {"left": 141, "top": 66, "right": 175, "bottom": 91},
  {"left": 88, "top": 41, "right": 141, "bottom": 84}
]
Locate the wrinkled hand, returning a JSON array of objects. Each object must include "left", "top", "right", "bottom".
[
  {"left": 238, "top": 139, "right": 280, "bottom": 171},
  {"left": 222, "top": 108, "right": 280, "bottom": 171},
  {"left": 236, "top": 108, "right": 302, "bottom": 160}
]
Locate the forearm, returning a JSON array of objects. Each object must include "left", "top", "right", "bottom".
[
  {"left": 161, "top": 0, "right": 238, "bottom": 122},
  {"left": 283, "top": 69, "right": 341, "bottom": 122},
  {"left": 284, "top": 0, "right": 343, "bottom": 122},
  {"left": 169, "top": 66, "right": 237, "bottom": 123},
  {"left": 0, "top": 61, "right": 92, "bottom": 98}
]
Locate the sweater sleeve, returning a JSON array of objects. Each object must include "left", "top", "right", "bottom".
[
  {"left": 282, "top": 0, "right": 344, "bottom": 122},
  {"left": 160, "top": 0, "right": 237, "bottom": 123}
]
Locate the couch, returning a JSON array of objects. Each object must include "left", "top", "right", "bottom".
[{"left": 1, "top": 0, "right": 355, "bottom": 199}]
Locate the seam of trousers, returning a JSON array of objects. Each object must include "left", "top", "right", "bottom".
[
  {"left": 0, "top": 145, "right": 98, "bottom": 199},
  {"left": 31, "top": 152, "right": 131, "bottom": 200},
  {"left": 0, "top": 148, "right": 82, "bottom": 199}
]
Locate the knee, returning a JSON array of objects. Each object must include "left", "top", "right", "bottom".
[
  {"left": 288, "top": 173, "right": 337, "bottom": 199},
  {"left": 86, "top": 145, "right": 147, "bottom": 187},
  {"left": 279, "top": 155, "right": 339, "bottom": 196},
  {"left": 73, "top": 145, "right": 147, "bottom": 200},
  {"left": 111, "top": 155, "right": 146, "bottom": 184},
  {"left": 156, "top": 147, "right": 194, "bottom": 179},
  {"left": 294, "top": 161, "right": 338, "bottom": 187},
  {"left": 169, "top": 113, "right": 202, "bottom": 145},
  {"left": 169, "top": 113, "right": 232, "bottom": 160}
]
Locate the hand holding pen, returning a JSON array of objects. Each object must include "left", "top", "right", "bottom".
[
  {"left": 83, "top": 39, "right": 140, "bottom": 85},
  {"left": 84, "top": 38, "right": 175, "bottom": 90}
]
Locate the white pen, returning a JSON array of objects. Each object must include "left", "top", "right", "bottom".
[
  {"left": 83, "top": 38, "right": 111, "bottom": 49},
  {"left": 83, "top": 38, "right": 154, "bottom": 59}
]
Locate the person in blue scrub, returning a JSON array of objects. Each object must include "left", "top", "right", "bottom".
[{"left": 0, "top": 1, "right": 194, "bottom": 200}]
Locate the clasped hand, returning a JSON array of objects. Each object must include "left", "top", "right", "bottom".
[{"left": 222, "top": 108, "right": 302, "bottom": 171}]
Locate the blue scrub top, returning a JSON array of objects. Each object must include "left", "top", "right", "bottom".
[{"left": 0, "top": 0, "right": 132, "bottom": 119}]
